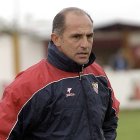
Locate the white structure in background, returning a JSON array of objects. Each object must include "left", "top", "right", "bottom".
[
  {"left": 19, "top": 34, "right": 46, "bottom": 70},
  {"left": 106, "top": 69, "right": 140, "bottom": 109},
  {"left": 0, "top": 35, "right": 14, "bottom": 79}
]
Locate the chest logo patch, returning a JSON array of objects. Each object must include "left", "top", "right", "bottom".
[
  {"left": 92, "top": 82, "right": 98, "bottom": 94},
  {"left": 66, "top": 88, "right": 75, "bottom": 97}
]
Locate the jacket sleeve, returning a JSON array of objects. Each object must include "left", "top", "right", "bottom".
[
  {"left": 102, "top": 81, "right": 120, "bottom": 140},
  {"left": 0, "top": 87, "right": 21, "bottom": 140}
]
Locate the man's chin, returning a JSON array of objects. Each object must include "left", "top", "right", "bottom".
[{"left": 77, "top": 59, "right": 89, "bottom": 65}]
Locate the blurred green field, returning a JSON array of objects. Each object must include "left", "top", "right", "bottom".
[{"left": 117, "top": 109, "right": 140, "bottom": 140}]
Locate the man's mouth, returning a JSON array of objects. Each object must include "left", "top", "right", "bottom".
[{"left": 77, "top": 52, "right": 89, "bottom": 56}]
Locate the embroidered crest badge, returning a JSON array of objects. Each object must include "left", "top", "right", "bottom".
[{"left": 92, "top": 82, "right": 98, "bottom": 94}]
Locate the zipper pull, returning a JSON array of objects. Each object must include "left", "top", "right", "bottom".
[{"left": 79, "top": 65, "right": 84, "bottom": 80}]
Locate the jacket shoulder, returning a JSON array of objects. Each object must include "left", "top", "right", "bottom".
[
  {"left": 87, "top": 61, "right": 106, "bottom": 76},
  {"left": 2, "top": 59, "right": 48, "bottom": 103}
]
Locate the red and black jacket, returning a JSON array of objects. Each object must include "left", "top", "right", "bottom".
[{"left": 0, "top": 42, "right": 119, "bottom": 140}]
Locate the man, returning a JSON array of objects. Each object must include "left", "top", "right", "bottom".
[{"left": 0, "top": 7, "right": 119, "bottom": 140}]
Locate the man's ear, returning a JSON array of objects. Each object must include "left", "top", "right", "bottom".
[{"left": 51, "top": 33, "right": 61, "bottom": 47}]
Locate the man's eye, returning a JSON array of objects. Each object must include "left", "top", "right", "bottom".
[
  {"left": 87, "top": 34, "right": 93, "bottom": 39},
  {"left": 73, "top": 35, "right": 81, "bottom": 39}
]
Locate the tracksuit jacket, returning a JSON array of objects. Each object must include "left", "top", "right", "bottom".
[{"left": 0, "top": 41, "right": 119, "bottom": 140}]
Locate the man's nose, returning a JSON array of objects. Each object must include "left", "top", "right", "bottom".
[{"left": 80, "top": 36, "right": 89, "bottom": 48}]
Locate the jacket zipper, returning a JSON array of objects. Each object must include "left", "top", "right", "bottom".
[
  {"left": 79, "top": 65, "right": 84, "bottom": 80},
  {"left": 79, "top": 65, "right": 92, "bottom": 140}
]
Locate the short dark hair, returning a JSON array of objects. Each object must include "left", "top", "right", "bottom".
[{"left": 52, "top": 7, "right": 93, "bottom": 35}]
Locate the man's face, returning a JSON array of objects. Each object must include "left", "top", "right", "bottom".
[{"left": 53, "top": 13, "right": 94, "bottom": 65}]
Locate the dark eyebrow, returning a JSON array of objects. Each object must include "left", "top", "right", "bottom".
[
  {"left": 71, "top": 32, "right": 93, "bottom": 37},
  {"left": 86, "top": 33, "right": 94, "bottom": 36},
  {"left": 71, "top": 33, "right": 83, "bottom": 37}
]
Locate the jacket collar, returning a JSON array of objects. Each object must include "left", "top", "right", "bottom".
[{"left": 47, "top": 41, "right": 96, "bottom": 72}]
